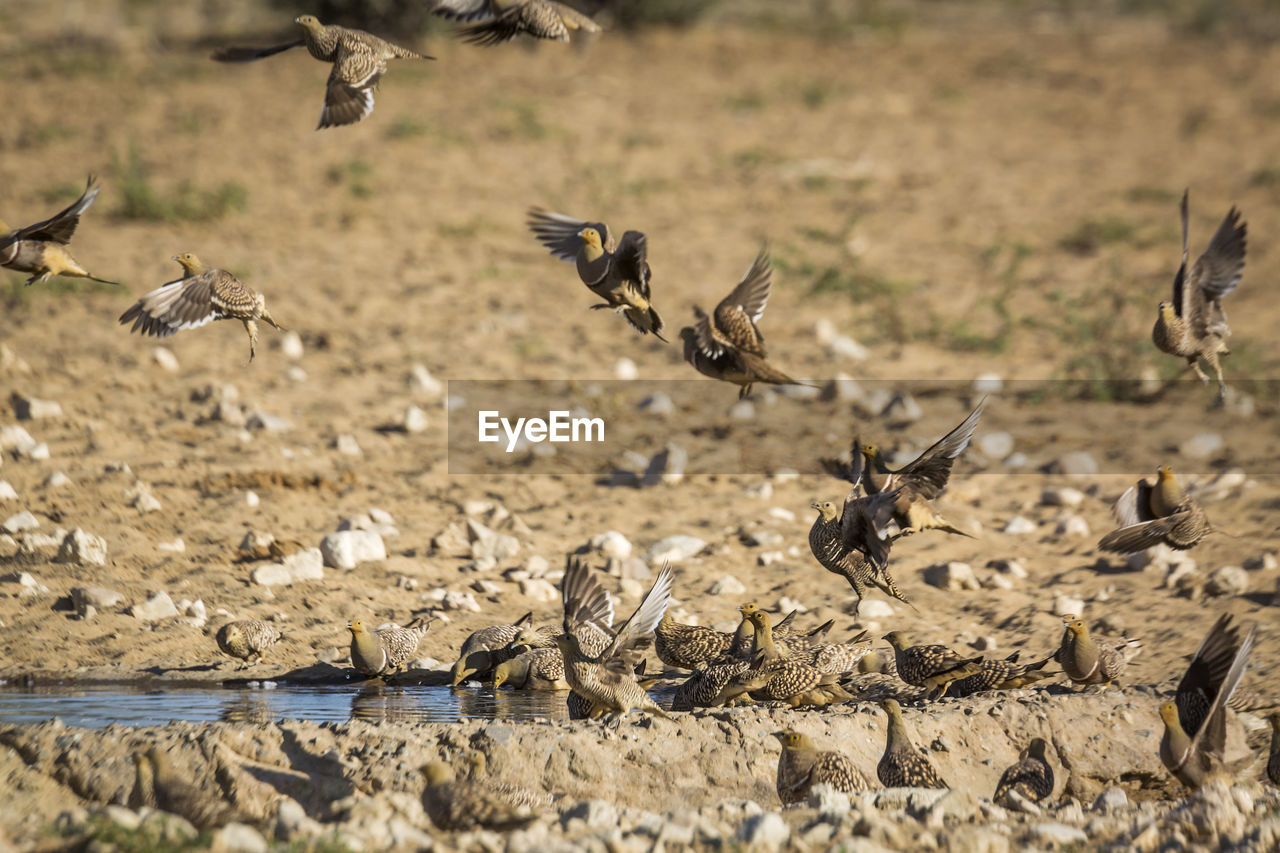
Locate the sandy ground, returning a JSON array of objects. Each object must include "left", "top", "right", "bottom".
[{"left": 0, "top": 3, "right": 1278, "bottom": 848}]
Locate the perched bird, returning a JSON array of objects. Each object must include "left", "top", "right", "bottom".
[
  {"left": 461, "top": 752, "right": 554, "bottom": 809},
  {"left": 215, "top": 619, "right": 281, "bottom": 667},
  {"left": 1097, "top": 465, "right": 1210, "bottom": 554},
  {"left": 671, "top": 659, "right": 751, "bottom": 711},
  {"left": 527, "top": 208, "right": 665, "bottom": 340},
  {"left": 1159, "top": 613, "right": 1256, "bottom": 788},
  {"left": 432, "top": 0, "right": 601, "bottom": 45},
  {"left": 347, "top": 618, "right": 431, "bottom": 677},
  {"left": 1055, "top": 616, "right": 1142, "bottom": 687},
  {"left": 948, "top": 652, "right": 1055, "bottom": 698},
  {"left": 994, "top": 738, "right": 1055, "bottom": 810},
  {"left": 1267, "top": 713, "right": 1280, "bottom": 787},
  {"left": 882, "top": 631, "right": 984, "bottom": 700},
  {"left": 716, "top": 609, "right": 853, "bottom": 707},
  {"left": 492, "top": 646, "right": 567, "bottom": 690},
  {"left": 654, "top": 610, "right": 732, "bottom": 670},
  {"left": 877, "top": 699, "right": 947, "bottom": 789},
  {"left": 420, "top": 760, "right": 539, "bottom": 831},
  {"left": 128, "top": 752, "right": 157, "bottom": 810},
  {"left": 555, "top": 557, "right": 674, "bottom": 721},
  {"left": 808, "top": 494, "right": 910, "bottom": 616},
  {"left": 771, "top": 730, "right": 871, "bottom": 804},
  {"left": 452, "top": 612, "right": 541, "bottom": 685},
  {"left": 138, "top": 748, "right": 235, "bottom": 829},
  {"left": 1, "top": 176, "right": 118, "bottom": 287},
  {"left": 827, "top": 401, "right": 983, "bottom": 539},
  {"left": 679, "top": 246, "right": 809, "bottom": 398},
  {"left": 119, "top": 254, "right": 285, "bottom": 361},
  {"left": 1152, "top": 191, "right": 1246, "bottom": 402},
  {"left": 212, "top": 16, "right": 432, "bottom": 129}
]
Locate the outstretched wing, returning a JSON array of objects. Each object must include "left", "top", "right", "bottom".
[
  {"left": 211, "top": 40, "right": 305, "bottom": 62},
  {"left": 714, "top": 245, "right": 772, "bottom": 355},
  {"left": 118, "top": 271, "right": 224, "bottom": 338},
  {"left": 430, "top": 0, "right": 497, "bottom": 22},
  {"left": 15, "top": 176, "right": 100, "bottom": 244},
  {"left": 527, "top": 208, "right": 611, "bottom": 260},
  {"left": 1171, "top": 189, "right": 1190, "bottom": 319},
  {"left": 611, "top": 230, "right": 650, "bottom": 293},
  {"left": 1189, "top": 205, "right": 1245, "bottom": 339},
  {"left": 1175, "top": 613, "right": 1249, "bottom": 736},
  {"left": 560, "top": 555, "right": 615, "bottom": 638},
  {"left": 892, "top": 400, "right": 984, "bottom": 500},
  {"left": 1111, "top": 479, "right": 1156, "bottom": 527},
  {"left": 601, "top": 563, "right": 674, "bottom": 668},
  {"left": 319, "top": 49, "right": 384, "bottom": 129}
]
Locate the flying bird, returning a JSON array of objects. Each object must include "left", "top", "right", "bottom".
[
  {"left": 1, "top": 176, "right": 118, "bottom": 287},
  {"left": 432, "top": 0, "right": 601, "bottom": 45},
  {"left": 212, "top": 16, "right": 432, "bottom": 129},
  {"left": 1097, "top": 465, "right": 1210, "bottom": 554}
]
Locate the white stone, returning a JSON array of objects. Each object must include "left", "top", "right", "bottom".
[
  {"left": 734, "top": 812, "right": 789, "bottom": 848},
  {"left": 402, "top": 406, "right": 429, "bottom": 433},
  {"left": 519, "top": 578, "right": 558, "bottom": 602},
  {"left": 882, "top": 392, "right": 922, "bottom": 421},
  {"left": 828, "top": 335, "right": 870, "bottom": 361},
  {"left": 767, "top": 506, "right": 794, "bottom": 522},
  {"left": 1180, "top": 432, "right": 1223, "bottom": 460},
  {"left": 152, "top": 347, "right": 180, "bottom": 372},
  {"left": 442, "top": 590, "right": 481, "bottom": 612},
  {"left": 777, "top": 596, "right": 807, "bottom": 613},
  {"left": 333, "top": 434, "right": 362, "bottom": 456},
  {"left": 133, "top": 491, "right": 162, "bottom": 514},
  {"left": 1053, "top": 594, "right": 1085, "bottom": 618},
  {"left": 642, "top": 444, "right": 687, "bottom": 487},
  {"left": 245, "top": 491, "right": 260, "bottom": 508},
  {"left": 252, "top": 548, "right": 324, "bottom": 586},
  {"left": 923, "top": 561, "right": 980, "bottom": 591},
  {"left": 408, "top": 364, "right": 443, "bottom": 397},
  {"left": 2, "top": 511, "right": 38, "bottom": 533},
  {"left": 12, "top": 395, "right": 62, "bottom": 420},
  {"left": 1055, "top": 515, "right": 1090, "bottom": 537},
  {"left": 638, "top": 392, "right": 674, "bottom": 416},
  {"left": 989, "top": 559, "right": 1028, "bottom": 579},
  {"left": 43, "top": 471, "right": 71, "bottom": 489},
  {"left": 984, "top": 573, "right": 1014, "bottom": 591},
  {"left": 25, "top": 443, "right": 49, "bottom": 460},
  {"left": 279, "top": 331, "right": 304, "bottom": 359},
  {"left": 211, "top": 822, "right": 268, "bottom": 853},
  {"left": 1041, "top": 487, "right": 1085, "bottom": 508},
  {"left": 708, "top": 575, "right": 746, "bottom": 596},
  {"left": 644, "top": 535, "right": 707, "bottom": 565},
  {"left": 613, "top": 357, "right": 638, "bottom": 380},
  {"left": 1092, "top": 787, "right": 1129, "bottom": 812},
  {"left": 71, "top": 586, "right": 124, "bottom": 609},
  {"left": 857, "top": 599, "right": 896, "bottom": 619},
  {"left": 820, "top": 375, "right": 863, "bottom": 402},
  {"left": 57, "top": 528, "right": 107, "bottom": 566},
  {"left": 1244, "top": 552, "right": 1278, "bottom": 572},
  {"left": 1053, "top": 452, "right": 1098, "bottom": 477},
  {"left": 976, "top": 431, "right": 1014, "bottom": 460},
  {"left": 0, "top": 426, "right": 36, "bottom": 453},
  {"left": 0, "top": 481, "right": 15, "bottom": 501},
  {"left": 157, "top": 538, "right": 185, "bottom": 553},
  {"left": 320, "top": 530, "right": 386, "bottom": 569},
  {"left": 589, "top": 530, "right": 632, "bottom": 560},
  {"left": 13, "top": 572, "right": 49, "bottom": 597},
  {"left": 245, "top": 411, "right": 292, "bottom": 432},
  {"left": 1031, "top": 823, "right": 1087, "bottom": 846},
  {"left": 1205, "top": 566, "right": 1248, "bottom": 598},
  {"left": 131, "top": 591, "right": 179, "bottom": 623},
  {"left": 727, "top": 400, "right": 755, "bottom": 420},
  {"left": 1002, "top": 516, "right": 1037, "bottom": 535},
  {"left": 466, "top": 519, "right": 519, "bottom": 562}
]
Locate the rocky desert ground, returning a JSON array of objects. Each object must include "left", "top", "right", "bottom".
[{"left": 0, "top": 1, "right": 1278, "bottom": 850}]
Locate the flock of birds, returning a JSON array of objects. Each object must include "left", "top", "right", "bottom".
[{"left": 3, "top": 0, "right": 1273, "bottom": 837}]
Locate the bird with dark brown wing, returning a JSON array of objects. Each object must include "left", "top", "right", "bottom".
[
  {"left": 1, "top": 176, "right": 118, "bottom": 287},
  {"left": 948, "top": 651, "right": 1055, "bottom": 698},
  {"left": 771, "top": 731, "right": 871, "bottom": 804},
  {"left": 1152, "top": 191, "right": 1246, "bottom": 403},
  {"left": 528, "top": 208, "right": 665, "bottom": 340},
  {"left": 212, "top": 16, "right": 431, "bottom": 129},
  {"left": 451, "top": 612, "right": 544, "bottom": 685},
  {"left": 714, "top": 609, "right": 854, "bottom": 708},
  {"left": 119, "top": 253, "right": 285, "bottom": 361},
  {"left": 994, "top": 738, "right": 1054, "bottom": 810},
  {"left": 654, "top": 609, "right": 732, "bottom": 671},
  {"left": 680, "top": 245, "right": 810, "bottom": 398},
  {"left": 555, "top": 556, "right": 673, "bottom": 721},
  {"left": 1267, "top": 713, "right": 1280, "bottom": 787},
  {"left": 883, "top": 631, "right": 984, "bottom": 700},
  {"left": 827, "top": 401, "right": 983, "bottom": 539},
  {"left": 808, "top": 491, "right": 912, "bottom": 617},
  {"left": 433, "top": 0, "right": 601, "bottom": 45},
  {"left": 1054, "top": 615, "right": 1141, "bottom": 686},
  {"left": 1159, "top": 613, "right": 1256, "bottom": 789},
  {"left": 492, "top": 646, "right": 567, "bottom": 690},
  {"left": 877, "top": 699, "right": 947, "bottom": 789},
  {"left": 1097, "top": 465, "right": 1210, "bottom": 554},
  {"left": 420, "top": 758, "right": 540, "bottom": 831}
]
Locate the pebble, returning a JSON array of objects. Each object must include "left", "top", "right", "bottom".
[
  {"left": 734, "top": 812, "right": 789, "bottom": 848},
  {"left": 828, "top": 335, "right": 870, "bottom": 361},
  {"left": 0, "top": 481, "right": 15, "bottom": 500},
  {"left": 333, "top": 434, "right": 362, "bottom": 456},
  {"left": 1179, "top": 432, "right": 1223, "bottom": 460},
  {"left": 644, "top": 535, "right": 707, "bottom": 565},
  {"left": 157, "top": 538, "right": 185, "bottom": 553},
  {"left": 0, "top": 425, "right": 36, "bottom": 453},
  {"left": 708, "top": 575, "right": 747, "bottom": 596},
  {"left": 1052, "top": 452, "right": 1098, "bottom": 477},
  {"left": 130, "top": 590, "right": 179, "bottom": 623},
  {"left": 338, "top": 513, "right": 398, "bottom": 539},
  {"left": 1031, "top": 822, "right": 1088, "bottom": 846},
  {"left": 1052, "top": 594, "right": 1086, "bottom": 617},
  {"left": 441, "top": 590, "right": 481, "bottom": 612},
  {"left": 57, "top": 528, "right": 107, "bottom": 566},
  {"left": 989, "top": 559, "right": 1028, "bottom": 579},
  {"left": 402, "top": 406, "right": 429, "bottom": 433},
  {"left": 2, "top": 511, "right": 39, "bottom": 533},
  {"left": 562, "top": 800, "right": 618, "bottom": 831},
  {"left": 1002, "top": 516, "right": 1037, "bottom": 535},
  {"left": 638, "top": 393, "right": 674, "bottom": 416},
  {"left": 642, "top": 443, "right": 687, "bottom": 487},
  {"left": 882, "top": 392, "right": 922, "bottom": 422},
  {"left": 777, "top": 596, "right": 806, "bottom": 613},
  {"left": 408, "top": 364, "right": 443, "bottom": 397},
  {"left": 11, "top": 572, "right": 49, "bottom": 597},
  {"left": 741, "top": 529, "right": 782, "bottom": 548},
  {"left": 1041, "top": 487, "right": 1085, "bottom": 508},
  {"left": 614, "top": 358, "right": 638, "bottom": 380},
  {"left": 152, "top": 346, "right": 180, "bottom": 372},
  {"left": 211, "top": 822, "right": 268, "bottom": 853},
  {"left": 245, "top": 491, "right": 260, "bottom": 508},
  {"left": 245, "top": 411, "right": 292, "bottom": 432},
  {"left": 466, "top": 519, "right": 519, "bottom": 562},
  {"left": 923, "top": 561, "right": 980, "bottom": 591},
  {"left": 590, "top": 530, "right": 633, "bottom": 560},
  {"left": 1054, "top": 515, "right": 1090, "bottom": 537},
  {"left": 767, "top": 506, "right": 794, "bottom": 522},
  {"left": 857, "top": 599, "right": 896, "bottom": 619},
  {"left": 727, "top": 400, "right": 755, "bottom": 420},
  {"left": 519, "top": 578, "right": 558, "bottom": 602},
  {"left": 252, "top": 549, "right": 324, "bottom": 586},
  {"left": 43, "top": 471, "right": 71, "bottom": 489},
  {"left": 1092, "top": 787, "right": 1129, "bottom": 813},
  {"left": 820, "top": 375, "right": 864, "bottom": 402},
  {"left": 320, "top": 530, "right": 386, "bottom": 569},
  {"left": 71, "top": 586, "right": 124, "bottom": 611},
  {"left": 976, "top": 432, "right": 1014, "bottom": 460},
  {"left": 1205, "top": 566, "right": 1248, "bottom": 598},
  {"left": 1245, "top": 552, "right": 1277, "bottom": 571},
  {"left": 278, "top": 330, "right": 304, "bottom": 360},
  {"left": 743, "top": 481, "right": 773, "bottom": 500},
  {"left": 11, "top": 394, "right": 62, "bottom": 420},
  {"left": 26, "top": 443, "right": 49, "bottom": 460}
]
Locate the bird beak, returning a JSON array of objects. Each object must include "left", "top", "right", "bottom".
[{"left": 809, "top": 502, "right": 821, "bottom": 510}]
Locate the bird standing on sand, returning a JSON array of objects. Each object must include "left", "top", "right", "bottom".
[
  {"left": 877, "top": 699, "right": 947, "bottom": 789},
  {"left": 1, "top": 176, "right": 118, "bottom": 287},
  {"left": 347, "top": 618, "right": 431, "bottom": 677},
  {"left": 771, "top": 731, "right": 871, "bottom": 804},
  {"left": 527, "top": 208, "right": 666, "bottom": 340},
  {"left": 1054, "top": 616, "right": 1141, "bottom": 687},
  {"left": 1159, "top": 613, "right": 1256, "bottom": 789},
  {"left": 715, "top": 609, "right": 853, "bottom": 707},
  {"left": 882, "top": 631, "right": 984, "bottom": 700},
  {"left": 654, "top": 609, "right": 732, "bottom": 671},
  {"left": 808, "top": 494, "right": 910, "bottom": 616},
  {"left": 1097, "top": 465, "right": 1210, "bottom": 554},
  {"left": 432, "top": 0, "right": 601, "bottom": 45},
  {"left": 137, "top": 748, "right": 235, "bottom": 829},
  {"left": 1152, "top": 191, "right": 1246, "bottom": 402},
  {"left": 680, "top": 246, "right": 809, "bottom": 398},
  {"left": 994, "top": 738, "right": 1055, "bottom": 810},
  {"left": 420, "top": 759, "right": 540, "bottom": 830},
  {"left": 212, "top": 16, "right": 432, "bottom": 129},
  {"left": 215, "top": 619, "right": 281, "bottom": 667},
  {"left": 555, "top": 557, "right": 674, "bottom": 721},
  {"left": 119, "top": 253, "right": 285, "bottom": 362}
]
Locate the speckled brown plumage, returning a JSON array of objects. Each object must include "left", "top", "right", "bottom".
[
  {"left": 119, "top": 253, "right": 285, "bottom": 361},
  {"left": 994, "top": 738, "right": 1054, "bottom": 807},
  {"left": 883, "top": 631, "right": 984, "bottom": 700},
  {"left": 492, "top": 646, "right": 566, "bottom": 690},
  {"left": 671, "top": 659, "right": 750, "bottom": 710},
  {"left": 348, "top": 618, "right": 430, "bottom": 677},
  {"left": 1098, "top": 466, "right": 1210, "bottom": 554},
  {"left": 808, "top": 495, "right": 911, "bottom": 616},
  {"left": 421, "top": 760, "right": 539, "bottom": 830},
  {"left": 1152, "top": 191, "right": 1245, "bottom": 402},
  {"left": 877, "top": 699, "right": 947, "bottom": 789},
  {"left": 140, "top": 748, "right": 236, "bottom": 829},
  {"left": 655, "top": 610, "right": 732, "bottom": 670},
  {"left": 451, "top": 612, "right": 538, "bottom": 684},
  {"left": 434, "top": 0, "right": 601, "bottom": 45},
  {"left": 215, "top": 619, "right": 281, "bottom": 666},
  {"left": 1055, "top": 617, "right": 1141, "bottom": 686},
  {"left": 948, "top": 652, "right": 1054, "bottom": 698},
  {"left": 772, "top": 731, "right": 870, "bottom": 804},
  {"left": 1, "top": 175, "right": 118, "bottom": 287}
]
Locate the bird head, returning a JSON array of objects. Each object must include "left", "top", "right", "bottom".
[
  {"left": 463, "top": 751, "right": 488, "bottom": 775},
  {"left": 1062, "top": 618, "right": 1085, "bottom": 637},
  {"left": 1156, "top": 465, "right": 1175, "bottom": 482},
  {"left": 419, "top": 761, "right": 452, "bottom": 786},
  {"left": 551, "top": 633, "right": 580, "bottom": 656},
  {"left": 879, "top": 698, "right": 902, "bottom": 716},
  {"left": 746, "top": 609, "right": 769, "bottom": 629},
  {"left": 861, "top": 443, "right": 879, "bottom": 460},
  {"left": 881, "top": 631, "right": 908, "bottom": 649},
  {"left": 578, "top": 227, "right": 603, "bottom": 250},
  {"left": 1157, "top": 300, "right": 1177, "bottom": 322},
  {"left": 770, "top": 730, "right": 810, "bottom": 750},
  {"left": 491, "top": 660, "right": 513, "bottom": 688},
  {"left": 737, "top": 602, "right": 757, "bottom": 616},
  {"left": 678, "top": 327, "right": 696, "bottom": 344},
  {"left": 1026, "top": 737, "right": 1050, "bottom": 761},
  {"left": 171, "top": 253, "right": 204, "bottom": 276},
  {"left": 347, "top": 619, "right": 366, "bottom": 636},
  {"left": 295, "top": 15, "right": 322, "bottom": 32},
  {"left": 1157, "top": 701, "right": 1181, "bottom": 731},
  {"left": 810, "top": 500, "right": 840, "bottom": 522}
]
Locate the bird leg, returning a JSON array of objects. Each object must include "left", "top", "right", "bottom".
[
  {"left": 738, "top": 384, "right": 753, "bottom": 400},
  {"left": 260, "top": 308, "right": 286, "bottom": 331},
  {"left": 1187, "top": 357, "right": 1210, "bottom": 385},
  {"left": 243, "top": 319, "right": 259, "bottom": 362}
]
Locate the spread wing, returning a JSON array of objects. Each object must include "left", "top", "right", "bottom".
[
  {"left": 560, "top": 556, "right": 615, "bottom": 639},
  {"left": 1111, "top": 479, "right": 1156, "bottom": 527},
  {"left": 1187, "top": 619, "right": 1255, "bottom": 762},
  {"left": 118, "top": 271, "right": 224, "bottom": 337},
  {"left": 611, "top": 230, "right": 650, "bottom": 294},
  {"left": 713, "top": 245, "right": 772, "bottom": 355},
  {"left": 430, "top": 0, "right": 498, "bottom": 22},
  {"left": 1189, "top": 205, "right": 1245, "bottom": 339},
  {"left": 691, "top": 306, "right": 729, "bottom": 359},
  {"left": 840, "top": 488, "right": 899, "bottom": 569},
  {"left": 320, "top": 48, "right": 384, "bottom": 128},
  {"left": 210, "top": 40, "right": 305, "bottom": 62},
  {"left": 1096, "top": 513, "right": 1187, "bottom": 554},
  {"left": 601, "top": 563, "right": 674, "bottom": 669},
  {"left": 891, "top": 400, "right": 984, "bottom": 500},
  {"left": 527, "top": 208, "right": 612, "bottom": 260},
  {"left": 1171, "top": 189, "right": 1190, "bottom": 319},
  {"left": 1175, "top": 614, "right": 1250, "bottom": 736},
  {"left": 15, "top": 176, "right": 100, "bottom": 244},
  {"left": 820, "top": 436, "right": 866, "bottom": 486}
]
